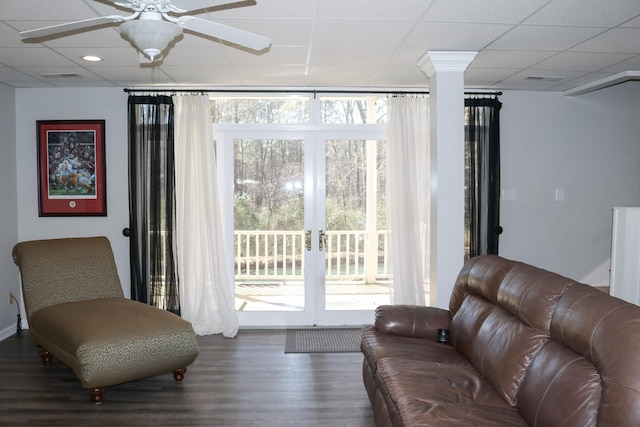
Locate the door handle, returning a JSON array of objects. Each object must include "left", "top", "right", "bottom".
[
  {"left": 305, "top": 229, "right": 312, "bottom": 251},
  {"left": 319, "top": 230, "right": 327, "bottom": 252}
]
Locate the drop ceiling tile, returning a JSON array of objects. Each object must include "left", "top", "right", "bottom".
[
  {"left": 600, "top": 54, "right": 640, "bottom": 73},
  {"left": 534, "top": 52, "right": 637, "bottom": 72},
  {"left": 309, "top": 46, "right": 395, "bottom": 67},
  {"left": 621, "top": 15, "right": 640, "bottom": 27},
  {"left": 494, "top": 79, "right": 559, "bottom": 91},
  {"left": 403, "top": 22, "right": 513, "bottom": 50},
  {"left": 312, "top": 20, "right": 411, "bottom": 48},
  {"left": 316, "top": 0, "right": 433, "bottom": 20},
  {"left": 29, "top": 74, "right": 109, "bottom": 86},
  {"left": 210, "top": 0, "right": 319, "bottom": 19},
  {"left": 570, "top": 28, "right": 640, "bottom": 53},
  {"left": 371, "top": 66, "right": 429, "bottom": 87},
  {"left": 158, "top": 45, "right": 231, "bottom": 66},
  {"left": 524, "top": 0, "right": 640, "bottom": 27},
  {"left": 500, "top": 68, "right": 585, "bottom": 88},
  {"left": 15, "top": 65, "right": 99, "bottom": 80},
  {"left": 86, "top": 0, "right": 131, "bottom": 15},
  {"left": 0, "top": 65, "right": 42, "bottom": 82},
  {"left": 465, "top": 67, "right": 522, "bottom": 87},
  {"left": 488, "top": 25, "right": 607, "bottom": 51},
  {"left": 0, "top": 0, "right": 99, "bottom": 20},
  {"left": 233, "top": 64, "right": 308, "bottom": 80},
  {"left": 471, "top": 50, "right": 555, "bottom": 69},
  {"left": 423, "top": 0, "right": 549, "bottom": 24},
  {"left": 2, "top": 80, "right": 52, "bottom": 88},
  {"left": 550, "top": 72, "right": 613, "bottom": 91},
  {"left": 0, "top": 47, "right": 78, "bottom": 67},
  {"left": 0, "top": 22, "right": 26, "bottom": 48},
  {"left": 53, "top": 47, "right": 141, "bottom": 67},
  {"left": 160, "top": 64, "right": 236, "bottom": 83},
  {"left": 225, "top": 46, "right": 307, "bottom": 65},
  {"left": 305, "top": 64, "right": 379, "bottom": 84},
  {"left": 89, "top": 66, "right": 174, "bottom": 84},
  {"left": 48, "top": 79, "right": 116, "bottom": 87},
  {"left": 388, "top": 47, "right": 431, "bottom": 64}
]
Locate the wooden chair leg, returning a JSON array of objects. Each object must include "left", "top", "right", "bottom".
[
  {"left": 88, "top": 387, "right": 105, "bottom": 404},
  {"left": 39, "top": 349, "right": 52, "bottom": 366},
  {"left": 173, "top": 367, "right": 187, "bottom": 383}
]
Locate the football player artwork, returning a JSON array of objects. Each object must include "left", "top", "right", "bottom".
[{"left": 37, "top": 120, "right": 106, "bottom": 216}]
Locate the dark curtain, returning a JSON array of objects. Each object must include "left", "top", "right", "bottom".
[
  {"left": 465, "top": 97, "right": 502, "bottom": 259},
  {"left": 127, "top": 95, "right": 180, "bottom": 314}
]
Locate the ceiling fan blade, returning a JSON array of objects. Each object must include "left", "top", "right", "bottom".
[
  {"left": 178, "top": 16, "right": 270, "bottom": 50},
  {"left": 20, "top": 16, "right": 125, "bottom": 39},
  {"left": 168, "top": 0, "right": 243, "bottom": 13}
]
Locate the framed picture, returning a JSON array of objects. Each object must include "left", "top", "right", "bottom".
[{"left": 37, "top": 120, "right": 107, "bottom": 217}]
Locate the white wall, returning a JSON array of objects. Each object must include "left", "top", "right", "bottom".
[
  {"left": 499, "top": 82, "right": 640, "bottom": 285},
  {"left": 0, "top": 83, "right": 19, "bottom": 339},
  {"left": 4, "top": 83, "right": 640, "bottom": 334},
  {"left": 15, "top": 88, "right": 131, "bottom": 297}
]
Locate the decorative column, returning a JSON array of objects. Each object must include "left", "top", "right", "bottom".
[{"left": 417, "top": 51, "right": 477, "bottom": 309}]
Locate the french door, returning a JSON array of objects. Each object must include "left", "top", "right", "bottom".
[{"left": 218, "top": 130, "right": 389, "bottom": 327}]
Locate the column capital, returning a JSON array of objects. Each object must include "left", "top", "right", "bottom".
[{"left": 417, "top": 51, "right": 478, "bottom": 77}]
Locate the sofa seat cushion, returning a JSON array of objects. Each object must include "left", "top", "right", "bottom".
[
  {"left": 396, "top": 398, "right": 528, "bottom": 427},
  {"left": 361, "top": 326, "right": 469, "bottom": 372},
  {"left": 377, "top": 358, "right": 509, "bottom": 407},
  {"left": 29, "top": 297, "right": 198, "bottom": 388},
  {"left": 375, "top": 357, "right": 525, "bottom": 426}
]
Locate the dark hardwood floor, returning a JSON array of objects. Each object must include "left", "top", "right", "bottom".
[{"left": 0, "top": 329, "right": 375, "bottom": 426}]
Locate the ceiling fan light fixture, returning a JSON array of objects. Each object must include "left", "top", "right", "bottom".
[{"left": 120, "top": 19, "right": 182, "bottom": 61}]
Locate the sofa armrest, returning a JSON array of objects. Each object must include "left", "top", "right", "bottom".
[{"left": 374, "top": 305, "right": 451, "bottom": 339}]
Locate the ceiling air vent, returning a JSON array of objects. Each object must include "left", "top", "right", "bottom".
[
  {"left": 525, "top": 75, "right": 563, "bottom": 82},
  {"left": 40, "top": 73, "right": 80, "bottom": 78}
]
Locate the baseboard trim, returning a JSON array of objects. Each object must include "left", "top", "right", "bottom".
[{"left": 0, "top": 325, "right": 16, "bottom": 341}]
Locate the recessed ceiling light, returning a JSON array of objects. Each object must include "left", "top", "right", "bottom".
[{"left": 81, "top": 55, "right": 103, "bottom": 62}]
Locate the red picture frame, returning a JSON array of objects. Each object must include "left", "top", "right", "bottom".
[{"left": 37, "top": 120, "right": 107, "bottom": 217}]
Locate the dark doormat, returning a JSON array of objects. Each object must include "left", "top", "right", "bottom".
[{"left": 285, "top": 328, "right": 362, "bottom": 353}]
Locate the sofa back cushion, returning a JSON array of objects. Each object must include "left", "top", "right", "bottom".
[
  {"left": 516, "top": 339, "right": 601, "bottom": 427},
  {"left": 451, "top": 295, "right": 547, "bottom": 406},
  {"left": 450, "top": 256, "right": 579, "bottom": 407},
  {"left": 452, "top": 255, "right": 640, "bottom": 426},
  {"left": 549, "top": 283, "right": 640, "bottom": 426},
  {"left": 12, "top": 236, "right": 124, "bottom": 318},
  {"left": 449, "top": 255, "right": 515, "bottom": 316}
]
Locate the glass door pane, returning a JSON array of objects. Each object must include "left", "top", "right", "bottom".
[
  {"left": 233, "top": 138, "right": 306, "bottom": 312},
  {"left": 323, "top": 139, "right": 391, "bottom": 312}
]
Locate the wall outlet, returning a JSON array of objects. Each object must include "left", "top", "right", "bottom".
[
  {"left": 501, "top": 189, "right": 518, "bottom": 201},
  {"left": 8, "top": 292, "right": 13, "bottom": 305}
]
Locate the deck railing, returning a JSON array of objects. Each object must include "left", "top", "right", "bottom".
[{"left": 234, "top": 230, "right": 390, "bottom": 283}]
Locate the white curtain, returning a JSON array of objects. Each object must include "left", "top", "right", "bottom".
[
  {"left": 386, "top": 96, "right": 431, "bottom": 306},
  {"left": 173, "top": 95, "right": 239, "bottom": 337}
]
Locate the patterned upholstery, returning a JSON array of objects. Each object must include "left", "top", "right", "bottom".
[
  {"left": 12, "top": 236, "right": 124, "bottom": 318},
  {"left": 12, "top": 236, "right": 199, "bottom": 402}
]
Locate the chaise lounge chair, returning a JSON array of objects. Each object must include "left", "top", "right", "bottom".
[{"left": 12, "top": 236, "right": 199, "bottom": 403}]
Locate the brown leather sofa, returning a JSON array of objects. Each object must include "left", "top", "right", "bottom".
[{"left": 361, "top": 255, "right": 640, "bottom": 426}]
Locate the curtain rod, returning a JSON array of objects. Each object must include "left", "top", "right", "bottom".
[{"left": 123, "top": 88, "right": 502, "bottom": 96}]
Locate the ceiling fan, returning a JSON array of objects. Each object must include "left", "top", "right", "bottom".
[{"left": 20, "top": 0, "right": 271, "bottom": 62}]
